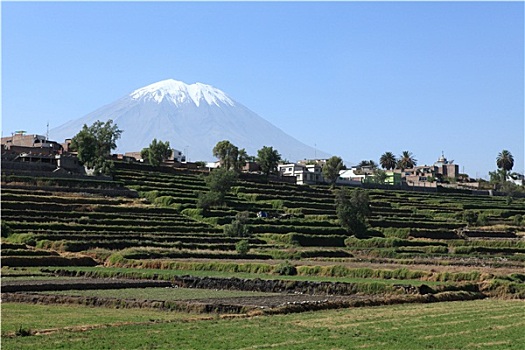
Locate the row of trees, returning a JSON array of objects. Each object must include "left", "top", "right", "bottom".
[
  {"left": 70, "top": 120, "right": 519, "bottom": 189},
  {"left": 70, "top": 120, "right": 174, "bottom": 174},
  {"left": 212, "top": 140, "right": 282, "bottom": 177},
  {"left": 361, "top": 151, "right": 418, "bottom": 171}
]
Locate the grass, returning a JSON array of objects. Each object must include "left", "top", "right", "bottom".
[
  {"left": 2, "top": 299, "right": 523, "bottom": 349},
  {"left": 45, "top": 266, "right": 448, "bottom": 286},
  {"left": 33, "top": 287, "right": 279, "bottom": 300},
  {"left": 0, "top": 302, "right": 198, "bottom": 336}
]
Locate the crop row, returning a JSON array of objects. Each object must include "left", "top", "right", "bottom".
[
  {"left": 1, "top": 193, "right": 133, "bottom": 206},
  {"left": 0, "top": 209, "right": 188, "bottom": 222},
  {"left": 36, "top": 239, "right": 265, "bottom": 252},
  {"left": 3, "top": 216, "right": 216, "bottom": 229},
  {"left": 368, "top": 218, "right": 464, "bottom": 230},
  {"left": 249, "top": 224, "right": 347, "bottom": 235},
  {"left": 110, "top": 249, "right": 272, "bottom": 261},
  {"left": 1, "top": 214, "right": 192, "bottom": 226},
  {"left": 25, "top": 230, "right": 227, "bottom": 239},
  {"left": 5, "top": 221, "right": 222, "bottom": 234},
  {"left": 2, "top": 175, "right": 123, "bottom": 189},
  {"left": 1, "top": 185, "right": 138, "bottom": 198},
  {"left": 114, "top": 173, "right": 206, "bottom": 188},
  {"left": 2, "top": 201, "right": 183, "bottom": 215},
  {"left": 32, "top": 233, "right": 265, "bottom": 244},
  {"left": 232, "top": 185, "right": 334, "bottom": 199}
]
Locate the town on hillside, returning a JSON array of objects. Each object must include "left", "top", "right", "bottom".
[{"left": 2, "top": 129, "right": 523, "bottom": 196}]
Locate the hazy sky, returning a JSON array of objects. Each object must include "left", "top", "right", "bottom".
[{"left": 2, "top": 1, "right": 523, "bottom": 178}]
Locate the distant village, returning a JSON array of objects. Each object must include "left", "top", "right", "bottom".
[{"left": 2, "top": 131, "right": 523, "bottom": 193}]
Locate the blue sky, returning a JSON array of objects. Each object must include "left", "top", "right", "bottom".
[{"left": 2, "top": 1, "right": 523, "bottom": 178}]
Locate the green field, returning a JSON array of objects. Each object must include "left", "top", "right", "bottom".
[
  {"left": 2, "top": 299, "right": 523, "bottom": 349},
  {"left": 43, "top": 265, "right": 450, "bottom": 285},
  {"left": 32, "top": 287, "right": 279, "bottom": 300}
]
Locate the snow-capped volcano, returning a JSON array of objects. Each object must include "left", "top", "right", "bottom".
[
  {"left": 50, "top": 79, "right": 330, "bottom": 162},
  {"left": 129, "top": 79, "right": 234, "bottom": 107}
]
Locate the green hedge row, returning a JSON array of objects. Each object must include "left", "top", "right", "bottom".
[
  {"left": 2, "top": 175, "right": 123, "bottom": 189},
  {"left": 1, "top": 193, "right": 131, "bottom": 206},
  {"left": 345, "top": 237, "right": 447, "bottom": 249},
  {"left": 368, "top": 218, "right": 463, "bottom": 230},
  {"left": 250, "top": 224, "right": 347, "bottom": 235},
  {"left": 115, "top": 249, "right": 272, "bottom": 261},
  {"left": 5, "top": 221, "right": 221, "bottom": 234}
]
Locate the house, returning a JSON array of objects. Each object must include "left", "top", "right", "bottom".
[
  {"left": 338, "top": 168, "right": 367, "bottom": 184},
  {"left": 124, "top": 148, "right": 186, "bottom": 163},
  {"left": 507, "top": 173, "right": 524, "bottom": 186},
  {"left": 433, "top": 153, "right": 459, "bottom": 179},
  {"left": 278, "top": 163, "right": 324, "bottom": 185},
  {"left": 243, "top": 161, "right": 261, "bottom": 173},
  {"left": 1, "top": 132, "right": 63, "bottom": 154},
  {"left": 397, "top": 154, "right": 460, "bottom": 187}
]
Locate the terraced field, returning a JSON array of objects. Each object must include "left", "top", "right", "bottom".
[{"left": 2, "top": 161, "right": 524, "bottom": 348}]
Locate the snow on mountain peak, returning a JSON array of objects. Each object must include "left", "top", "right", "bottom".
[{"left": 129, "top": 79, "right": 234, "bottom": 107}]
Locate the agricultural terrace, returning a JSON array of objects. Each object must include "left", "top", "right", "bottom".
[{"left": 2, "top": 161, "right": 524, "bottom": 348}]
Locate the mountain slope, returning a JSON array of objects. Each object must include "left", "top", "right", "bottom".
[{"left": 50, "top": 79, "right": 330, "bottom": 162}]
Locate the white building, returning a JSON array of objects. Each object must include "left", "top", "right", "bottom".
[
  {"left": 337, "top": 168, "right": 367, "bottom": 185},
  {"left": 278, "top": 163, "right": 324, "bottom": 185}
]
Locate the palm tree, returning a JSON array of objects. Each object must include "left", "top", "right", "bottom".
[
  {"left": 379, "top": 152, "right": 397, "bottom": 170},
  {"left": 496, "top": 150, "right": 514, "bottom": 173},
  {"left": 397, "top": 151, "right": 417, "bottom": 170}
]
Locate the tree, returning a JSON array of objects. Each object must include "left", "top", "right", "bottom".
[
  {"left": 489, "top": 169, "right": 506, "bottom": 185},
  {"left": 141, "top": 139, "right": 172, "bottom": 166},
  {"left": 70, "top": 119, "right": 122, "bottom": 175},
  {"left": 323, "top": 156, "right": 344, "bottom": 187},
  {"left": 212, "top": 140, "right": 249, "bottom": 172},
  {"left": 224, "top": 211, "right": 251, "bottom": 237},
  {"left": 358, "top": 160, "right": 378, "bottom": 169},
  {"left": 256, "top": 146, "right": 282, "bottom": 177},
  {"left": 379, "top": 152, "right": 397, "bottom": 170},
  {"left": 334, "top": 188, "right": 370, "bottom": 237},
  {"left": 213, "top": 140, "right": 238, "bottom": 171},
  {"left": 204, "top": 167, "right": 238, "bottom": 194},
  {"left": 370, "top": 169, "right": 388, "bottom": 184},
  {"left": 397, "top": 151, "right": 417, "bottom": 170},
  {"left": 235, "top": 239, "right": 250, "bottom": 255},
  {"left": 234, "top": 148, "right": 249, "bottom": 172},
  {"left": 197, "top": 168, "right": 238, "bottom": 210},
  {"left": 496, "top": 150, "right": 514, "bottom": 174}
]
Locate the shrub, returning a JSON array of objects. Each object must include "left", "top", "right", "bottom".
[
  {"left": 223, "top": 211, "right": 251, "bottom": 237},
  {"left": 235, "top": 239, "right": 250, "bottom": 255},
  {"left": 6, "top": 233, "right": 36, "bottom": 246},
  {"left": 1, "top": 222, "right": 13, "bottom": 238},
  {"left": 204, "top": 168, "right": 238, "bottom": 194},
  {"left": 270, "top": 200, "right": 284, "bottom": 210},
  {"left": 463, "top": 210, "right": 478, "bottom": 225},
  {"left": 154, "top": 196, "right": 175, "bottom": 207},
  {"left": 142, "top": 190, "right": 160, "bottom": 203},
  {"left": 196, "top": 191, "right": 224, "bottom": 210},
  {"left": 275, "top": 261, "right": 297, "bottom": 276},
  {"left": 335, "top": 188, "right": 370, "bottom": 237},
  {"left": 181, "top": 208, "right": 203, "bottom": 219},
  {"left": 513, "top": 214, "right": 523, "bottom": 227},
  {"left": 106, "top": 252, "right": 127, "bottom": 266},
  {"left": 381, "top": 227, "right": 410, "bottom": 239},
  {"left": 476, "top": 212, "right": 488, "bottom": 226}
]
